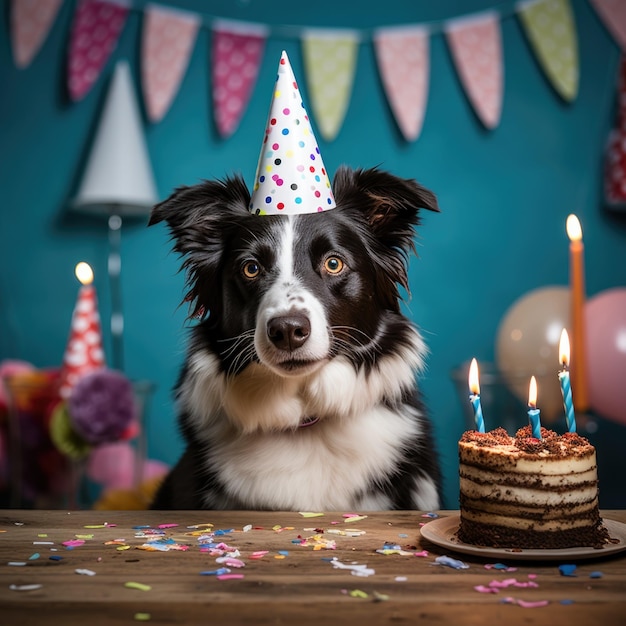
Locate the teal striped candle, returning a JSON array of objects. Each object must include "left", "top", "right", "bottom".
[
  {"left": 528, "top": 376, "right": 542, "bottom": 439},
  {"left": 559, "top": 369, "right": 576, "bottom": 433},
  {"left": 558, "top": 329, "right": 577, "bottom": 433},
  {"left": 468, "top": 358, "right": 485, "bottom": 433}
]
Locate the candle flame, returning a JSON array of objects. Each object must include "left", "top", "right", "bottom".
[
  {"left": 75, "top": 262, "right": 94, "bottom": 286},
  {"left": 566, "top": 214, "right": 582, "bottom": 242},
  {"left": 468, "top": 358, "right": 480, "bottom": 395},
  {"left": 559, "top": 328, "right": 570, "bottom": 368},
  {"left": 528, "top": 375, "right": 537, "bottom": 408}
]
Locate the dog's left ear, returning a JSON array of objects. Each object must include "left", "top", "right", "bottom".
[
  {"left": 333, "top": 166, "right": 439, "bottom": 294},
  {"left": 333, "top": 166, "right": 439, "bottom": 245}
]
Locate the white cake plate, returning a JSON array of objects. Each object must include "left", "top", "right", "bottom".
[{"left": 419, "top": 514, "right": 626, "bottom": 561}]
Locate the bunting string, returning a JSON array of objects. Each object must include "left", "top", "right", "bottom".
[{"left": 9, "top": 0, "right": 625, "bottom": 141}]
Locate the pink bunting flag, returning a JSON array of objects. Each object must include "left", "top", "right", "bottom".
[
  {"left": 604, "top": 55, "right": 626, "bottom": 209},
  {"left": 11, "top": 0, "right": 63, "bottom": 68},
  {"left": 445, "top": 12, "right": 503, "bottom": 130},
  {"left": 590, "top": 0, "right": 626, "bottom": 50},
  {"left": 374, "top": 26, "right": 429, "bottom": 142},
  {"left": 212, "top": 21, "right": 267, "bottom": 138},
  {"left": 67, "top": 0, "right": 129, "bottom": 102},
  {"left": 141, "top": 5, "right": 200, "bottom": 123}
]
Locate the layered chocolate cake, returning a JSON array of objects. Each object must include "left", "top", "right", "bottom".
[{"left": 458, "top": 426, "right": 610, "bottom": 549}]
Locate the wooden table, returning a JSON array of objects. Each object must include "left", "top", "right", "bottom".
[{"left": 1, "top": 510, "right": 625, "bottom": 625}]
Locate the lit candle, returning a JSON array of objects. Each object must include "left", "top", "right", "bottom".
[
  {"left": 468, "top": 358, "right": 485, "bottom": 433},
  {"left": 558, "top": 328, "right": 577, "bottom": 433},
  {"left": 566, "top": 214, "right": 588, "bottom": 411},
  {"left": 528, "top": 375, "right": 541, "bottom": 439}
]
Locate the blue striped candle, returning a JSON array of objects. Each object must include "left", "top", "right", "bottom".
[
  {"left": 528, "top": 375, "right": 542, "bottom": 439},
  {"left": 559, "top": 369, "right": 577, "bottom": 433},
  {"left": 468, "top": 358, "right": 485, "bottom": 433},
  {"left": 558, "top": 329, "right": 577, "bottom": 433}
]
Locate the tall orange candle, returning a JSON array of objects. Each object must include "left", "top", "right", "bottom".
[{"left": 566, "top": 214, "right": 588, "bottom": 411}]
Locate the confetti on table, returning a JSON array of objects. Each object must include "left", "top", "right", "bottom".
[
  {"left": 75, "top": 568, "right": 96, "bottom": 576},
  {"left": 485, "top": 563, "right": 517, "bottom": 572},
  {"left": 134, "top": 613, "right": 151, "bottom": 621},
  {"left": 299, "top": 512, "right": 324, "bottom": 518},
  {"left": 349, "top": 589, "right": 369, "bottom": 598},
  {"left": 33, "top": 541, "right": 53, "bottom": 545},
  {"left": 157, "top": 524, "right": 179, "bottom": 529},
  {"left": 9, "top": 584, "right": 43, "bottom": 592},
  {"left": 330, "top": 558, "right": 375, "bottom": 577},
  {"left": 421, "top": 512, "right": 439, "bottom": 518},
  {"left": 559, "top": 564, "right": 577, "bottom": 577},
  {"left": 216, "top": 573, "right": 245, "bottom": 581},
  {"left": 414, "top": 550, "right": 429, "bottom": 558},
  {"left": 502, "top": 597, "right": 550, "bottom": 608},
  {"left": 250, "top": 551, "right": 269, "bottom": 559},
  {"left": 434, "top": 555, "right": 469, "bottom": 570},
  {"left": 589, "top": 571, "right": 603, "bottom": 579},
  {"left": 200, "top": 568, "right": 231, "bottom": 576},
  {"left": 29, "top": 553, "right": 40, "bottom": 560},
  {"left": 342, "top": 514, "right": 368, "bottom": 523},
  {"left": 62, "top": 539, "right": 85, "bottom": 548},
  {"left": 125, "top": 581, "right": 152, "bottom": 592},
  {"left": 8, "top": 562, "right": 27, "bottom": 566}
]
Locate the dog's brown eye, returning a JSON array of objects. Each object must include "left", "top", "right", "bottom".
[
  {"left": 323, "top": 256, "right": 344, "bottom": 274},
  {"left": 242, "top": 261, "right": 261, "bottom": 279}
]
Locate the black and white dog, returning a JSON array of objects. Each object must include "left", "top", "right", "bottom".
[{"left": 149, "top": 166, "right": 441, "bottom": 510}]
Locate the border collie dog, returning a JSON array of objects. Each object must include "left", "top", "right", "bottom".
[{"left": 149, "top": 166, "right": 441, "bottom": 511}]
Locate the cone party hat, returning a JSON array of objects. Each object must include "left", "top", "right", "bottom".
[
  {"left": 249, "top": 51, "right": 336, "bottom": 215},
  {"left": 58, "top": 263, "right": 105, "bottom": 400}
]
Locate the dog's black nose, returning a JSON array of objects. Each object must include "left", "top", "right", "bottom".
[{"left": 267, "top": 314, "right": 311, "bottom": 351}]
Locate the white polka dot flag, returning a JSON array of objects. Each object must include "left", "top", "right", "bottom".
[
  {"left": 517, "top": 0, "right": 578, "bottom": 102},
  {"left": 10, "top": 0, "right": 63, "bottom": 69},
  {"left": 141, "top": 5, "right": 200, "bottom": 123},
  {"left": 445, "top": 12, "right": 503, "bottom": 130},
  {"left": 58, "top": 283, "right": 105, "bottom": 400},
  {"left": 249, "top": 51, "right": 336, "bottom": 216},
  {"left": 67, "top": 0, "right": 129, "bottom": 102},
  {"left": 604, "top": 55, "right": 626, "bottom": 209},
  {"left": 212, "top": 20, "right": 267, "bottom": 138},
  {"left": 374, "top": 25, "right": 429, "bottom": 142},
  {"left": 589, "top": 0, "right": 626, "bottom": 50},
  {"left": 302, "top": 30, "right": 359, "bottom": 141}
]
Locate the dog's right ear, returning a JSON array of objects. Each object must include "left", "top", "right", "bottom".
[{"left": 149, "top": 176, "right": 251, "bottom": 318}]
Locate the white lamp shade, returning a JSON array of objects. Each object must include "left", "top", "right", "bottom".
[{"left": 73, "top": 60, "right": 158, "bottom": 217}]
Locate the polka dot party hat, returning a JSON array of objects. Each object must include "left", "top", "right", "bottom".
[
  {"left": 249, "top": 50, "right": 336, "bottom": 215},
  {"left": 58, "top": 263, "right": 105, "bottom": 400}
]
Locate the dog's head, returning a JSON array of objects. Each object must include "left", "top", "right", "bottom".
[{"left": 150, "top": 166, "right": 438, "bottom": 378}]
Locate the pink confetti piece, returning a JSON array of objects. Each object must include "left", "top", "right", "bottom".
[
  {"left": 215, "top": 557, "right": 245, "bottom": 568},
  {"left": 216, "top": 574, "right": 244, "bottom": 581},
  {"left": 157, "top": 524, "right": 179, "bottom": 529},
  {"left": 249, "top": 551, "right": 269, "bottom": 559},
  {"left": 62, "top": 540, "right": 85, "bottom": 547},
  {"left": 474, "top": 585, "right": 500, "bottom": 594},
  {"left": 414, "top": 550, "right": 429, "bottom": 558}
]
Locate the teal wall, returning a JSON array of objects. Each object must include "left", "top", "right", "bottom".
[{"left": 1, "top": 0, "right": 625, "bottom": 508}]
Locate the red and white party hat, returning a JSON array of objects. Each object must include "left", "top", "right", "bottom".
[
  {"left": 58, "top": 262, "right": 105, "bottom": 399},
  {"left": 249, "top": 51, "right": 336, "bottom": 216}
]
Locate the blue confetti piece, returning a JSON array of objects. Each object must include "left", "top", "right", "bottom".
[
  {"left": 559, "top": 564, "right": 577, "bottom": 577},
  {"left": 214, "top": 529, "right": 234, "bottom": 536},
  {"left": 49, "top": 555, "right": 63, "bottom": 561},
  {"left": 435, "top": 555, "right": 470, "bottom": 570},
  {"left": 200, "top": 567, "right": 231, "bottom": 576},
  {"left": 589, "top": 571, "right": 603, "bottom": 579},
  {"left": 28, "top": 553, "right": 40, "bottom": 560},
  {"left": 398, "top": 534, "right": 408, "bottom": 538},
  {"left": 560, "top": 599, "right": 575, "bottom": 605},
  {"left": 278, "top": 550, "right": 289, "bottom": 556},
  {"left": 493, "top": 563, "right": 509, "bottom": 570}
]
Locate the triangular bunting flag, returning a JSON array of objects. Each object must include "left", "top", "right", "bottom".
[
  {"left": 445, "top": 12, "right": 503, "bottom": 130},
  {"left": 141, "top": 4, "right": 200, "bottom": 123},
  {"left": 302, "top": 30, "right": 359, "bottom": 141},
  {"left": 517, "top": 0, "right": 578, "bottom": 102},
  {"left": 589, "top": 0, "right": 626, "bottom": 50},
  {"left": 212, "top": 20, "right": 267, "bottom": 138},
  {"left": 67, "top": 0, "right": 129, "bottom": 102},
  {"left": 604, "top": 55, "right": 626, "bottom": 210},
  {"left": 374, "top": 25, "right": 430, "bottom": 142},
  {"left": 10, "top": 0, "right": 63, "bottom": 69}
]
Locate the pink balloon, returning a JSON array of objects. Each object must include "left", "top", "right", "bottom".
[{"left": 586, "top": 288, "right": 626, "bottom": 425}]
